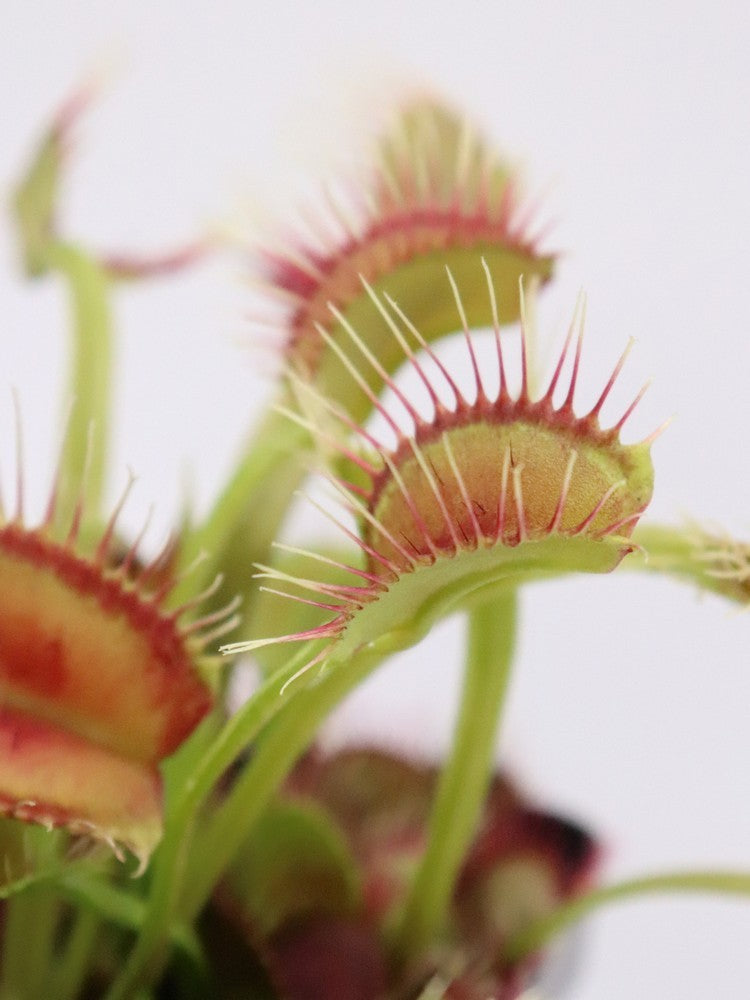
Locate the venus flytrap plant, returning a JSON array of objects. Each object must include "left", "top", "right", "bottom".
[
  {"left": 194, "top": 270, "right": 657, "bottom": 983},
  {"left": 4, "top": 82, "right": 750, "bottom": 1000},
  {"left": 119, "top": 112, "right": 558, "bottom": 974}
]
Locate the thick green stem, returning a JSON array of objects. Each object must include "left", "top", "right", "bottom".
[
  {"left": 171, "top": 402, "right": 309, "bottom": 610},
  {"left": 102, "top": 639, "right": 368, "bottom": 1000},
  {"left": 45, "top": 242, "right": 113, "bottom": 531},
  {"left": 395, "top": 592, "right": 517, "bottom": 958},
  {"left": 179, "top": 644, "right": 390, "bottom": 919},
  {"left": 504, "top": 870, "right": 750, "bottom": 963}
]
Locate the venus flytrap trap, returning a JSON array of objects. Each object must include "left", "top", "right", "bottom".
[
  {"left": 0, "top": 453, "right": 220, "bottom": 865},
  {"left": 2, "top": 83, "right": 750, "bottom": 1000},
  {"left": 262, "top": 99, "right": 553, "bottom": 417}
]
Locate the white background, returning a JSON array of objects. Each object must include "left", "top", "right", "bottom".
[{"left": 2, "top": 2, "right": 750, "bottom": 997}]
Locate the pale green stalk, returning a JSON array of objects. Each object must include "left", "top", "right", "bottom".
[
  {"left": 45, "top": 242, "right": 113, "bottom": 531},
  {"left": 628, "top": 524, "right": 704, "bottom": 588},
  {"left": 46, "top": 909, "right": 99, "bottom": 1000},
  {"left": 178, "top": 644, "right": 393, "bottom": 919},
  {"left": 504, "top": 870, "right": 750, "bottom": 963},
  {"left": 395, "top": 592, "right": 517, "bottom": 958},
  {"left": 171, "top": 402, "right": 309, "bottom": 609}
]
